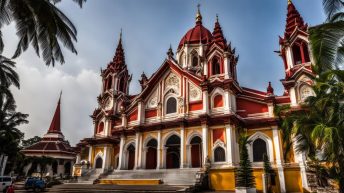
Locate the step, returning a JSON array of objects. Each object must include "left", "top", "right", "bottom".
[{"left": 99, "top": 179, "right": 162, "bottom": 185}]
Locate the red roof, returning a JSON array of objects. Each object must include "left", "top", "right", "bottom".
[
  {"left": 47, "top": 94, "right": 61, "bottom": 134},
  {"left": 178, "top": 22, "right": 212, "bottom": 49},
  {"left": 284, "top": 1, "right": 307, "bottom": 38}
]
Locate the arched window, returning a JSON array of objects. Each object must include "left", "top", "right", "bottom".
[
  {"left": 97, "top": 122, "right": 104, "bottom": 133},
  {"left": 302, "top": 43, "right": 310, "bottom": 63},
  {"left": 300, "top": 85, "right": 313, "bottom": 101},
  {"left": 95, "top": 157, "right": 103, "bottom": 168},
  {"left": 292, "top": 44, "right": 302, "bottom": 65},
  {"left": 192, "top": 55, "right": 198, "bottom": 67},
  {"left": 166, "top": 97, "right": 177, "bottom": 114},
  {"left": 213, "top": 94, "right": 223, "bottom": 108},
  {"left": 214, "top": 146, "right": 225, "bottom": 162},
  {"left": 253, "top": 138, "right": 267, "bottom": 162},
  {"left": 107, "top": 77, "right": 112, "bottom": 90},
  {"left": 212, "top": 58, "right": 221, "bottom": 75},
  {"left": 118, "top": 77, "right": 125, "bottom": 93}
]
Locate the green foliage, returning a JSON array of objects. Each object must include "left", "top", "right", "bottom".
[
  {"left": 22, "top": 136, "right": 42, "bottom": 148},
  {"left": 0, "top": 0, "right": 85, "bottom": 66},
  {"left": 235, "top": 134, "right": 255, "bottom": 188}
]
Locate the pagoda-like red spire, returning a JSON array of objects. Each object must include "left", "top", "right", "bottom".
[
  {"left": 47, "top": 93, "right": 62, "bottom": 134},
  {"left": 284, "top": 0, "right": 307, "bottom": 38},
  {"left": 212, "top": 15, "right": 227, "bottom": 49},
  {"left": 112, "top": 30, "right": 126, "bottom": 71}
]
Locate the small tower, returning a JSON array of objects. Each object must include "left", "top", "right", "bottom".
[{"left": 278, "top": 0, "right": 315, "bottom": 106}]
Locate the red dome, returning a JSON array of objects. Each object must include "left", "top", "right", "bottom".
[{"left": 178, "top": 23, "right": 213, "bottom": 49}]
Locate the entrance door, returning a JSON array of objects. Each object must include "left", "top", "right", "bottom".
[
  {"left": 146, "top": 147, "right": 157, "bottom": 169},
  {"left": 165, "top": 135, "right": 181, "bottom": 169},
  {"left": 190, "top": 136, "right": 202, "bottom": 168},
  {"left": 127, "top": 144, "right": 135, "bottom": 170},
  {"left": 95, "top": 157, "right": 103, "bottom": 168}
]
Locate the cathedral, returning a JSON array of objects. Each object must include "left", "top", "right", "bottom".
[{"left": 75, "top": 1, "right": 315, "bottom": 192}]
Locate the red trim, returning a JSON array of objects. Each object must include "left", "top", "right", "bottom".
[
  {"left": 128, "top": 109, "right": 138, "bottom": 122},
  {"left": 145, "top": 109, "right": 157, "bottom": 118},
  {"left": 213, "top": 95, "right": 224, "bottom": 108},
  {"left": 213, "top": 129, "right": 225, "bottom": 143},
  {"left": 189, "top": 101, "right": 203, "bottom": 111}
]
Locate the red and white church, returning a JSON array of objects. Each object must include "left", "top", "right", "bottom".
[{"left": 75, "top": 1, "right": 315, "bottom": 192}]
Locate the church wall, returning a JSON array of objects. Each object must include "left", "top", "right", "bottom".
[{"left": 284, "top": 167, "right": 303, "bottom": 192}]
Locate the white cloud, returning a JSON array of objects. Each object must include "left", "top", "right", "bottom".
[{"left": 11, "top": 62, "right": 101, "bottom": 145}]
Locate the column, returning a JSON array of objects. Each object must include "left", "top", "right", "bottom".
[
  {"left": 134, "top": 132, "right": 140, "bottom": 169},
  {"left": 156, "top": 130, "right": 162, "bottom": 169},
  {"left": 138, "top": 133, "right": 143, "bottom": 169},
  {"left": 286, "top": 47, "right": 293, "bottom": 69},
  {"left": 293, "top": 136, "right": 309, "bottom": 190},
  {"left": 225, "top": 124, "right": 233, "bottom": 166},
  {"left": 223, "top": 52, "right": 231, "bottom": 79},
  {"left": 117, "top": 135, "right": 125, "bottom": 170},
  {"left": 202, "top": 90, "right": 209, "bottom": 114},
  {"left": 180, "top": 126, "right": 185, "bottom": 168},
  {"left": 272, "top": 128, "right": 286, "bottom": 193},
  {"left": 224, "top": 90, "right": 231, "bottom": 114},
  {"left": 267, "top": 103, "right": 274, "bottom": 117},
  {"left": 138, "top": 101, "right": 145, "bottom": 124},
  {"left": 202, "top": 124, "right": 209, "bottom": 164},
  {"left": 289, "top": 87, "right": 298, "bottom": 107},
  {"left": 76, "top": 154, "right": 81, "bottom": 164}
]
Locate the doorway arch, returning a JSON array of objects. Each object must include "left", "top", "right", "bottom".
[
  {"left": 127, "top": 144, "right": 135, "bottom": 170},
  {"left": 165, "top": 134, "right": 180, "bottom": 169},
  {"left": 189, "top": 136, "right": 202, "bottom": 168},
  {"left": 145, "top": 139, "right": 157, "bottom": 169},
  {"left": 95, "top": 157, "right": 103, "bottom": 169}
]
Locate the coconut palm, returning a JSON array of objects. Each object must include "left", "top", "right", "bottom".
[
  {"left": 291, "top": 71, "right": 344, "bottom": 192},
  {"left": 0, "top": 89, "right": 28, "bottom": 158},
  {"left": 309, "top": 0, "right": 344, "bottom": 72},
  {"left": 0, "top": 0, "right": 85, "bottom": 66},
  {"left": 0, "top": 55, "right": 19, "bottom": 88}
]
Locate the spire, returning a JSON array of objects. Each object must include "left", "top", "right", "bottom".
[
  {"left": 167, "top": 44, "right": 174, "bottom": 58},
  {"left": 267, "top": 82, "right": 274, "bottom": 95},
  {"left": 47, "top": 92, "right": 62, "bottom": 134},
  {"left": 212, "top": 14, "right": 227, "bottom": 48},
  {"left": 195, "top": 4, "right": 202, "bottom": 25},
  {"left": 112, "top": 29, "right": 126, "bottom": 70},
  {"left": 284, "top": 0, "right": 307, "bottom": 38}
]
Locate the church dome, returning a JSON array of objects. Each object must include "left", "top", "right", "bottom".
[
  {"left": 178, "top": 24, "right": 213, "bottom": 49},
  {"left": 178, "top": 5, "right": 213, "bottom": 50}
]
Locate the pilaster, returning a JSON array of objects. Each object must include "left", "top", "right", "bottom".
[
  {"left": 202, "top": 123, "right": 209, "bottom": 164},
  {"left": 117, "top": 134, "right": 125, "bottom": 170},
  {"left": 272, "top": 128, "right": 286, "bottom": 193}
]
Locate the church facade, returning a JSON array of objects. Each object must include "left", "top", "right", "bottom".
[{"left": 76, "top": 1, "right": 315, "bottom": 192}]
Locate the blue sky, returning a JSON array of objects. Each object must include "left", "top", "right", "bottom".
[{"left": 4, "top": 0, "right": 325, "bottom": 145}]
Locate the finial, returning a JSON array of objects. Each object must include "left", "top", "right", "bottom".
[
  {"left": 196, "top": 4, "right": 202, "bottom": 24},
  {"left": 288, "top": 0, "right": 292, "bottom": 4},
  {"left": 167, "top": 44, "right": 174, "bottom": 58},
  {"left": 216, "top": 14, "right": 219, "bottom": 22},
  {"left": 120, "top": 28, "right": 122, "bottom": 40}
]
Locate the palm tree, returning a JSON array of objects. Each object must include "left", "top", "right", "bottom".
[
  {"left": 291, "top": 71, "right": 344, "bottom": 192},
  {"left": 309, "top": 0, "right": 344, "bottom": 72},
  {"left": 0, "top": 0, "right": 85, "bottom": 66},
  {"left": 0, "top": 55, "right": 19, "bottom": 88},
  {"left": 0, "top": 89, "right": 28, "bottom": 159}
]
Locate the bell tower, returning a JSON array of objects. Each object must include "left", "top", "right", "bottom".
[{"left": 278, "top": 0, "right": 315, "bottom": 106}]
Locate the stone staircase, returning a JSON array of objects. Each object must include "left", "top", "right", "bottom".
[
  {"left": 76, "top": 168, "right": 102, "bottom": 184},
  {"left": 103, "top": 168, "right": 199, "bottom": 186}
]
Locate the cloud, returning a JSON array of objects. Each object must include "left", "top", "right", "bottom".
[{"left": 11, "top": 62, "right": 101, "bottom": 145}]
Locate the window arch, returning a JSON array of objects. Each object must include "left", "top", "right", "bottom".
[
  {"left": 97, "top": 122, "right": 104, "bottom": 133},
  {"left": 214, "top": 146, "right": 226, "bottom": 162},
  {"left": 252, "top": 138, "right": 267, "bottom": 162},
  {"left": 166, "top": 97, "right": 177, "bottom": 114},
  {"left": 191, "top": 51, "right": 199, "bottom": 67},
  {"left": 292, "top": 40, "right": 310, "bottom": 65},
  {"left": 107, "top": 77, "right": 112, "bottom": 90},
  {"left": 212, "top": 57, "right": 221, "bottom": 75},
  {"left": 95, "top": 157, "right": 103, "bottom": 168},
  {"left": 213, "top": 94, "right": 223, "bottom": 108}
]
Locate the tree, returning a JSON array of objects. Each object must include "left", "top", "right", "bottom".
[
  {"left": 0, "top": 0, "right": 86, "bottom": 66},
  {"left": 22, "top": 136, "right": 42, "bottom": 148},
  {"left": 235, "top": 133, "right": 255, "bottom": 189},
  {"left": 284, "top": 71, "right": 344, "bottom": 192},
  {"left": 309, "top": 0, "right": 344, "bottom": 72}
]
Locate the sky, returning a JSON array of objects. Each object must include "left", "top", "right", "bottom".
[{"left": 3, "top": 0, "right": 325, "bottom": 145}]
